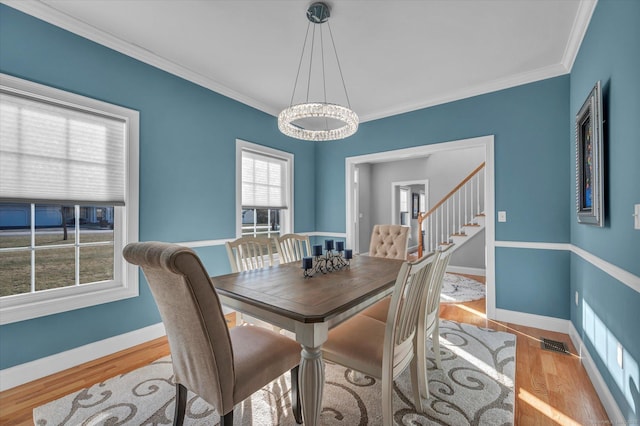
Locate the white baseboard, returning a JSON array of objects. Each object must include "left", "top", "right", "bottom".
[
  {"left": 567, "top": 322, "right": 625, "bottom": 423},
  {"left": 495, "top": 308, "right": 624, "bottom": 422},
  {"left": 0, "top": 322, "right": 166, "bottom": 392},
  {"left": 447, "top": 265, "right": 486, "bottom": 276},
  {"left": 494, "top": 308, "right": 570, "bottom": 334}
]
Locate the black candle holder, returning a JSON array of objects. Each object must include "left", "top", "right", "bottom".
[{"left": 302, "top": 248, "right": 351, "bottom": 277}]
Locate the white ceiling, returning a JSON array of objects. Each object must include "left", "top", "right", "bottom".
[{"left": 5, "top": 0, "right": 596, "bottom": 123}]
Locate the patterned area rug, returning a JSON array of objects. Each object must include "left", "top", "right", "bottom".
[
  {"left": 34, "top": 320, "right": 515, "bottom": 425},
  {"left": 440, "top": 273, "right": 485, "bottom": 303}
]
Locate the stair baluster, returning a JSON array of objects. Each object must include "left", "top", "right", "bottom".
[{"left": 417, "top": 162, "right": 485, "bottom": 258}]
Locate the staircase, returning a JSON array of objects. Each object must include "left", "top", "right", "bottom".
[{"left": 418, "top": 162, "right": 485, "bottom": 257}]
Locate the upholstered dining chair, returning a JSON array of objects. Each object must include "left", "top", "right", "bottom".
[
  {"left": 322, "top": 252, "right": 438, "bottom": 423},
  {"left": 225, "top": 235, "right": 274, "bottom": 273},
  {"left": 368, "top": 224, "right": 410, "bottom": 260},
  {"left": 276, "top": 233, "right": 312, "bottom": 264},
  {"left": 123, "top": 242, "right": 302, "bottom": 426}
]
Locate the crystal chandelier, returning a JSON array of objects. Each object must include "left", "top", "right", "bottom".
[{"left": 278, "top": 2, "right": 358, "bottom": 141}]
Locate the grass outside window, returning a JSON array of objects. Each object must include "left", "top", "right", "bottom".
[{"left": 0, "top": 231, "right": 114, "bottom": 297}]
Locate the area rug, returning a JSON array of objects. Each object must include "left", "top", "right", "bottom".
[
  {"left": 34, "top": 320, "right": 515, "bottom": 425},
  {"left": 440, "top": 273, "right": 485, "bottom": 303}
]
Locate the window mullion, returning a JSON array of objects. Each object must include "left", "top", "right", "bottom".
[
  {"left": 253, "top": 208, "right": 257, "bottom": 237},
  {"left": 75, "top": 205, "right": 80, "bottom": 286},
  {"left": 30, "top": 203, "right": 35, "bottom": 294}
]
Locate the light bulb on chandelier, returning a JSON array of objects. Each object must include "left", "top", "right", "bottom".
[{"left": 278, "top": 2, "right": 358, "bottom": 141}]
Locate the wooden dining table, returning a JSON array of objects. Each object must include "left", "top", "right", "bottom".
[{"left": 211, "top": 254, "right": 404, "bottom": 426}]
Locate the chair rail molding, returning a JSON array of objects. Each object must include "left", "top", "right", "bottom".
[{"left": 494, "top": 240, "right": 640, "bottom": 293}]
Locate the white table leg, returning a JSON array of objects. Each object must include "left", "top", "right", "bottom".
[
  {"left": 295, "top": 322, "right": 328, "bottom": 426},
  {"left": 299, "top": 345, "right": 324, "bottom": 426}
]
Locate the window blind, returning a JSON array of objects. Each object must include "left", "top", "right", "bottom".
[
  {"left": 0, "top": 88, "right": 126, "bottom": 205},
  {"left": 241, "top": 150, "right": 287, "bottom": 209}
]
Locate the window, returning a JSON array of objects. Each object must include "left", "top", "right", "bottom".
[
  {"left": 399, "top": 187, "right": 409, "bottom": 226},
  {"left": 0, "top": 73, "right": 139, "bottom": 324},
  {"left": 236, "top": 140, "right": 292, "bottom": 239}
]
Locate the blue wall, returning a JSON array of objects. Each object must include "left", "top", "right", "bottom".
[
  {"left": 0, "top": 3, "right": 638, "bottom": 420},
  {"left": 315, "top": 74, "right": 572, "bottom": 319},
  {"left": 569, "top": 0, "right": 640, "bottom": 421},
  {"left": 0, "top": 4, "right": 316, "bottom": 369}
]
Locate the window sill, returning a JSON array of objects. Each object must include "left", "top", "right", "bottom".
[{"left": 0, "top": 267, "right": 138, "bottom": 325}]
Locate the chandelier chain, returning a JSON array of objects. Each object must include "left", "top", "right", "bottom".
[
  {"left": 327, "top": 21, "right": 351, "bottom": 109},
  {"left": 320, "top": 25, "right": 329, "bottom": 130},
  {"left": 289, "top": 21, "right": 311, "bottom": 107},
  {"left": 306, "top": 24, "right": 316, "bottom": 103}
]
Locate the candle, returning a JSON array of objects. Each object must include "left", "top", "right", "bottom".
[
  {"left": 325, "top": 239, "right": 334, "bottom": 251},
  {"left": 313, "top": 244, "right": 323, "bottom": 257},
  {"left": 302, "top": 256, "right": 313, "bottom": 270},
  {"left": 344, "top": 249, "right": 353, "bottom": 259},
  {"left": 336, "top": 241, "right": 344, "bottom": 252}
]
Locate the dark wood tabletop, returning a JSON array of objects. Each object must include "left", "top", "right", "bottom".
[{"left": 211, "top": 255, "right": 404, "bottom": 324}]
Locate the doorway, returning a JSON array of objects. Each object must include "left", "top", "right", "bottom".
[
  {"left": 391, "top": 180, "right": 428, "bottom": 255},
  {"left": 344, "top": 135, "right": 496, "bottom": 319}
]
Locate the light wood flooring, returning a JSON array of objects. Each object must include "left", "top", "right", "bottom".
[{"left": 0, "top": 277, "right": 609, "bottom": 425}]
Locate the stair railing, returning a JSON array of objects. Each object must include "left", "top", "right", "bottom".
[{"left": 418, "top": 162, "right": 485, "bottom": 258}]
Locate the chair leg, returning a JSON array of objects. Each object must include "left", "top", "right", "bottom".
[
  {"left": 174, "top": 383, "right": 187, "bottom": 426},
  {"left": 415, "top": 325, "right": 430, "bottom": 401},
  {"left": 291, "top": 366, "right": 303, "bottom": 424},
  {"left": 381, "top": 376, "right": 393, "bottom": 426},
  {"left": 219, "top": 411, "right": 233, "bottom": 426},
  {"left": 432, "top": 322, "right": 442, "bottom": 370},
  {"left": 410, "top": 357, "right": 425, "bottom": 413}
]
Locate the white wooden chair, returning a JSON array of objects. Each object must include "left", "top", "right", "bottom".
[
  {"left": 225, "top": 236, "right": 274, "bottom": 273},
  {"left": 415, "top": 244, "right": 454, "bottom": 399},
  {"left": 225, "top": 236, "right": 277, "bottom": 330},
  {"left": 276, "top": 233, "right": 311, "bottom": 264},
  {"left": 322, "top": 252, "right": 438, "bottom": 423},
  {"left": 359, "top": 245, "right": 454, "bottom": 402}
]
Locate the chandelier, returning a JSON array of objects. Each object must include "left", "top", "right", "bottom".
[{"left": 278, "top": 2, "right": 358, "bottom": 141}]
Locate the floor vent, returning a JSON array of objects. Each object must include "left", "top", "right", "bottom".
[{"left": 541, "top": 338, "right": 570, "bottom": 354}]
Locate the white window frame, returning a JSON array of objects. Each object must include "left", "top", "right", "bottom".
[
  {"left": 0, "top": 73, "right": 139, "bottom": 325},
  {"left": 399, "top": 187, "right": 410, "bottom": 214},
  {"left": 235, "top": 139, "right": 293, "bottom": 238}
]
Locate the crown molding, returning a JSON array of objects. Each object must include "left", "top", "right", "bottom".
[
  {"left": 2, "top": 0, "right": 594, "bottom": 123},
  {"left": 359, "top": 63, "right": 569, "bottom": 123},
  {"left": 561, "top": 0, "right": 598, "bottom": 72},
  {"left": 0, "top": 0, "right": 278, "bottom": 116}
]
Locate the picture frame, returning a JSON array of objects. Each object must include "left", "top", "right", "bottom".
[
  {"left": 576, "top": 81, "right": 604, "bottom": 226},
  {"left": 412, "top": 193, "right": 419, "bottom": 219}
]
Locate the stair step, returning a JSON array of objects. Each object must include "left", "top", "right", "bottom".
[
  {"left": 464, "top": 223, "right": 481, "bottom": 227},
  {"left": 451, "top": 233, "right": 467, "bottom": 237}
]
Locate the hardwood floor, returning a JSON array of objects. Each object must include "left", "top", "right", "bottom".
[
  {"left": 0, "top": 281, "right": 609, "bottom": 425},
  {"left": 439, "top": 274, "right": 609, "bottom": 425}
]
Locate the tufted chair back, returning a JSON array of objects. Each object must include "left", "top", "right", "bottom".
[
  {"left": 368, "top": 224, "right": 410, "bottom": 260},
  {"left": 123, "top": 242, "right": 302, "bottom": 425}
]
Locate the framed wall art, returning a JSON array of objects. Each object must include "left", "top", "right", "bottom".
[
  {"left": 575, "top": 81, "right": 604, "bottom": 226},
  {"left": 412, "top": 193, "right": 420, "bottom": 219}
]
